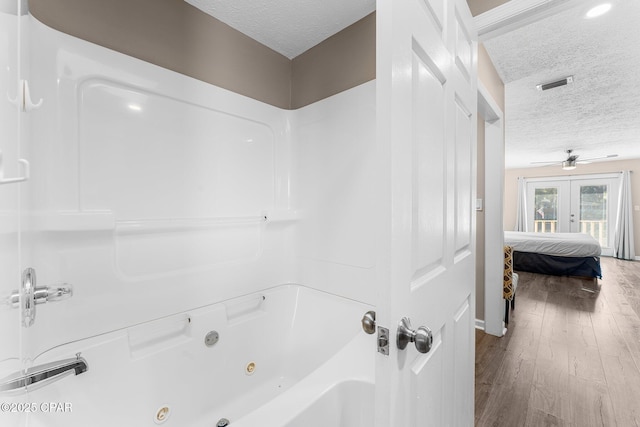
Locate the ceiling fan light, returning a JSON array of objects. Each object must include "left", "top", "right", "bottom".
[
  {"left": 586, "top": 3, "right": 611, "bottom": 19},
  {"left": 562, "top": 160, "right": 576, "bottom": 170}
]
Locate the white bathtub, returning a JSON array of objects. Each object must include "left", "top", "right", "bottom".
[{"left": 9, "top": 285, "right": 374, "bottom": 427}]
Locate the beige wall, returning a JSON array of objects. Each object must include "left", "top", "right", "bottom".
[
  {"left": 292, "top": 13, "right": 375, "bottom": 109},
  {"left": 467, "top": 0, "right": 511, "bottom": 17},
  {"left": 505, "top": 159, "right": 640, "bottom": 255},
  {"left": 29, "top": 0, "right": 374, "bottom": 110},
  {"left": 30, "top": 0, "right": 293, "bottom": 108},
  {"left": 476, "top": 43, "right": 505, "bottom": 323}
]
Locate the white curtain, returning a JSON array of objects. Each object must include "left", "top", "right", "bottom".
[
  {"left": 514, "top": 177, "right": 528, "bottom": 231},
  {"left": 614, "top": 170, "right": 635, "bottom": 260}
]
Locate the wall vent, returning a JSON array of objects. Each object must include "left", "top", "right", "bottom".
[{"left": 536, "top": 76, "right": 574, "bottom": 91}]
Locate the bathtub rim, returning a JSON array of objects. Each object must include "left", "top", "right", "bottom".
[{"left": 15, "top": 282, "right": 373, "bottom": 366}]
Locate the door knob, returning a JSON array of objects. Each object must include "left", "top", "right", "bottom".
[
  {"left": 361, "top": 311, "right": 376, "bottom": 334},
  {"left": 397, "top": 317, "right": 433, "bottom": 354}
]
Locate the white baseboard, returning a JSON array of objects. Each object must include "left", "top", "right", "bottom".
[
  {"left": 476, "top": 319, "right": 509, "bottom": 337},
  {"left": 635, "top": 256, "right": 640, "bottom": 261}
]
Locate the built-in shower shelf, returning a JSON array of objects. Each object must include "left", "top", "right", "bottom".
[
  {"left": 115, "top": 216, "right": 268, "bottom": 235},
  {"left": 30, "top": 210, "right": 299, "bottom": 232}
]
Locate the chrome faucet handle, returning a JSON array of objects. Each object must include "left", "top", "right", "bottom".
[
  {"left": 22, "top": 268, "right": 36, "bottom": 327},
  {"left": 5, "top": 283, "right": 73, "bottom": 308},
  {"left": 34, "top": 283, "right": 73, "bottom": 304},
  {"left": 3, "top": 268, "right": 74, "bottom": 327}
]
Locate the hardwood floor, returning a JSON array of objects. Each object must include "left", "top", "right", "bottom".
[{"left": 475, "top": 257, "right": 640, "bottom": 427}]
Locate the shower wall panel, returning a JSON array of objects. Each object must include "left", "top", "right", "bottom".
[
  {"left": 24, "top": 16, "right": 295, "bottom": 356},
  {"left": 292, "top": 81, "right": 377, "bottom": 304}
]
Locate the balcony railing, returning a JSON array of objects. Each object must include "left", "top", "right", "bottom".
[
  {"left": 533, "top": 220, "right": 557, "bottom": 233},
  {"left": 580, "top": 220, "right": 607, "bottom": 247}
]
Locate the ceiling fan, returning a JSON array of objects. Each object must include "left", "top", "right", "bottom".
[{"left": 531, "top": 149, "right": 618, "bottom": 170}]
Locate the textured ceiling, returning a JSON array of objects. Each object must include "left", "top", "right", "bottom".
[
  {"left": 184, "top": 0, "right": 375, "bottom": 59},
  {"left": 483, "top": 0, "right": 640, "bottom": 169}
]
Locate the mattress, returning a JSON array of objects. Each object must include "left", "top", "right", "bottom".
[{"left": 504, "top": 231, "right": 602, "bottom": 258}]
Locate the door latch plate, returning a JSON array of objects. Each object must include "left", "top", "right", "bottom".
[{"left": 378, "top": 326, "right": 389, "bottom": 355}]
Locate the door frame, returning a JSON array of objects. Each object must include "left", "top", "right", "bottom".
[{"left": 477, "top": 81, "right": 505, "bottom": 337}]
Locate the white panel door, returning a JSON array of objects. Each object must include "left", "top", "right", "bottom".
[{"left": 375, "top": 0, "right": 477, "bottom": 425}]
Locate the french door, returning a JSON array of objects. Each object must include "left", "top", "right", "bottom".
[{"left": 527, "top": 175, "right": 619, "bottom": 256}]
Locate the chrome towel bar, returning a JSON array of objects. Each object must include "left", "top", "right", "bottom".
[{"left": 0, "top": 353, "right": 88, "bottom": 395}]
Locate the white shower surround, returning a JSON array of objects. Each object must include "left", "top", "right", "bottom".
[{"left": 5, "top": 14, "right": 377, "bottom": 424}]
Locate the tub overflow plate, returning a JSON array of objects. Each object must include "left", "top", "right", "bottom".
[{"left": 204, "top": 331, "right": 219, "bottom": 347}]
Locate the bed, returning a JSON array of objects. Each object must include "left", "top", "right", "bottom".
[{"left": 504, "top": 231, "right": 602, "bottom": 279}]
